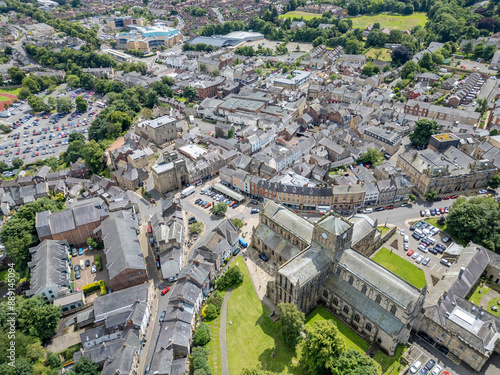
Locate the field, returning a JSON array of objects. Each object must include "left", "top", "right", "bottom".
[
  {"left": 0, "top": 95, "right": 11, "bottom": 102},
  {"left": 0, "top": 87, "right": 20, "bottom": 96},
  {"left": 278, "top": 11, "right": 321, "bottom": 21},
  {"left": 371, "top": 247, "right": 427, "bottom": 289},
  {"left": 351, "top": 12, "right": 428, "bottom": 31},
  {"left": 365, "top": 47, "right": 392, "bottom": 61}
]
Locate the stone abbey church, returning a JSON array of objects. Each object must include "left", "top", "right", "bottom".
[{"left": 253, "top": 201, "right": 500, "bottom": 372}]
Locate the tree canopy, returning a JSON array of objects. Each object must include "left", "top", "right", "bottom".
[
  {"left": 446, "top": 197, "right": 500, "bottom": 252},
  {"left": 212, "top": 202, "right": 228, "bottom": 215},
  {"left": 357, "top": 148, "right": 384, "bottom": 166},
  {"left": 0, "top": 198, "right": 65, "bottom": 268},
  {"left": 278, "top": 303, "right": 305, "bottom": 348},
  {"left": 302, "top": 320, "right": 345, "bottom": 373},
  {"left": 409, "top": 119, "right": 441, "bottom": 148},
  {"left": 332, "top": 350, "right": 378, "bottom": 375}
]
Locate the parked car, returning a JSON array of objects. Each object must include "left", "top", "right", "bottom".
[
  {"left": 431, "top": 366, "right": 442, "bottom": 375},
  {"left": 375, "top": 207, "right": 385, "bottom": 211},
  {"left": 410, "top": 360, "right": 422, "bottom": 374},
  {"left": 74, "top": 264, "right": 80, "bottom": 271},
  {"left": 440, "top": 259, "right": 452, "bottom": 267},
  {"left": 442, "top": 237, "right": 451, "bottom": 243},
  {"left": 251, "top": 200, "right": 259, "bottom": 205},
  {"left": 159, "top": 310, "right": 166, "bottom": 322},
  {"left": 424, "top": 359, "right": 435, "bottom": 371},
  {"left": 420, "top": 210, "right": 425, "bottom": 217},
  {"left": 75, "top": 270, "right": 81, "bottom": 279},
  {"left": 148, "top": 226, "right": 152, "bottom": 233},
  {"left": 78, "top": 248, "right": 83, "bottom": 255},
  {"left": 416, "top": 255, "right": 424, "bottom": 264},
  {"left": 386, "top": 205, "right": 395, "bottom": 210},
  {"left": 444, "top": 207, "right": 449, "bottom": 213},
  {"left": 407, "top": 249, "right": 415, "bottom": 257},
  {"left": 85, "top": 260, "right": 90, "bottom": 267},
  {"left": 91, "top": 265, "right": 97, "bottom": 274},
  {"left": 233, "top": 248, "right": 241, "bottom": 256},
  {"left": 422, "top": 257, "right": 431, "bottom": 266},
  {"left": 412, "top": 252, "right": 420, "bottom": 259},
  {"left": 72, "top": 248, "right": 77, "bottom": 257},
  {"left": 251, "top": 208, "right": 260, "bottom": 214},
  {"left": 259, "top": 253, "right": 269, "bottom": 262},
  {"left": 161, "top": 287, "right": 170, "bottom": 295}
]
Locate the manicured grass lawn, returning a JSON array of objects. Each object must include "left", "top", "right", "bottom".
[
  {"left": 424, "top": 218, "right": 467, "bottom": 247},
  {"left": 206, "top": 311, "right": 223, "bottom": 375},
  {"left": 487, "top": 298, "right": 500, "bottom": 317},
  {"left": 378, "top": 226, "right": 390, "bottom": 235},
  {"left": 278, "top": 11, "right": 321, "bottom": 21},
  {"left": 306, "top": 306, "right": 369, "bottom": 353},
  {"left": 351, "top": 12, "right": 428, "bottom": 31},
  {"left": 226, "top": 257, "right": 304, "bottom": 375},
  {"left": 0, "top": 95, "right": 11, "bottom": 102},
  {"left": 365, "top": 47, "right": 392, "bottom": 61},
  {"left": 469, "top": 284, "right": 491, "bottom": 306},
  {"left": 0, "top": 87, "right": 20, "bottom": 96},
  {"left": 374, "top": 344, "right": 407, "bottom": 375},
  {"left": 371, "top": 248, "right": 427, "bottom": 289}
]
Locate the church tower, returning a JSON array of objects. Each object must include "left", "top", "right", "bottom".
[{"left": 312, "top": 213, "right": 353, "bottom": 262}]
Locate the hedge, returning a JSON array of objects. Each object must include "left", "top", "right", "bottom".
[
  {"left": 95, "top": 255, "right": 102, "bottom": 271},
  {"left": 82, "top": 280, "right": 106, "bottom": 295}
]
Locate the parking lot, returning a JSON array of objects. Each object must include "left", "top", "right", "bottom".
[
  {"left": 0, "top": 87, "right": 104, "bottom": 168},
  {"left": 72, "top": 246, "right": 109, "bottom": 293},
  {"left": 396, "top": 212, "right": 455, "bottom": 276}
]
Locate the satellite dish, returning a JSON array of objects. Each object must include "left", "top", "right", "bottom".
[{"left": 322, "top": 233, "right": 327, "bottom": 239}]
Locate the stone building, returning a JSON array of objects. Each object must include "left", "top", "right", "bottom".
[
  {"left": 139, "top": 115, "right": 178, "bottom": 146},
  {"left": 151, "top": 152, "right": 188, "bottom": 195},
  {"left": 397, "top": 148, "right": 496, "bottom": 196},
  {"left": 264, "top": 202, "right": 425, "bottom": 356}
]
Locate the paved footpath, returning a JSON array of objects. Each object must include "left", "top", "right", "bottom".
[{"left": 220, "top": 289, "right": 232, "bottom": 375}]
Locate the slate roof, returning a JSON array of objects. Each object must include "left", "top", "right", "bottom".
[
  {"left": 279, "top": 245, "right": 331, "bottom": 285},
  {"left": 94, "top": 283, "right": 149, "bottom": 322},
  {"left": 326, "top": 274, "right": 404, "bottom": 336},
  {"left": 316, "top": 214, "right": 351, "bottom": 236},
  {"left": 339, "top": 249, "right": 422, "bottom": 309},
  {"left": 253, "top": 223, "right": 302, "bottom": 262},
  {"left": 101, "top": 215, "right": 146, "bottom": 280},
  {"left": 26, "top": 240, "right": 70, "bottom": 297},
  {"left": 263, "top": 201, "right": 313, "bottom": 244}
]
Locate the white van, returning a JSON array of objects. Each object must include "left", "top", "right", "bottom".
[
  {"left": 404, "top": 235, "right": 409, "bottom": 243},
  {"left": 363, "top": 208, "right": 373, "bottom": 214},
  {"left": 80, "top": 259, "right": 85, "bottom": 270},
  {"left": 414, "top": 229, "right": 423, "bottom": 237}
]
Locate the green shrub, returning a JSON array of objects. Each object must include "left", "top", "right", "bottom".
[
  {"left": 95, "top": 255, "right": 102, "bottom": 271},
  {"left": 82, "top": 280, "right": 106, "bottom": 295}
]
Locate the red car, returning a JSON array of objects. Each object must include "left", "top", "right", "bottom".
[
  {"left": 386, "top": 205, "right": 395, "bottom": 210},
  {"left": 147, "top": 226, "right": 152, "bottom": 233},
  {"left": 407, "top": 249, "right": 414, "bottom": 257},
  {"left": 439, "top": 208, "right": 445, "bottom": 214},
  {"left": 442, "top": 196, "right": 450, "bottom": 200},
  {"left": 450, "top": 195, "right": 459, "bottom": 199},
  {"left": 161, "top": 287, "right": 170, "bottom": 296}
]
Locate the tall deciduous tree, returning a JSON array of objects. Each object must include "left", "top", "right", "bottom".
[
  {"left": 278, "top": 303, "right": 305, "bottom": 348},
  {"left": 82, "top": 140, "right": 104, "bottom": 174},
  {"left": 409, "top": 119, "right": 440, "bottom": 147},
  {"left": 357, "top": 148, "right": 384, "bottom": 166},
  {"left": 332, "top": 350, "right": 378, "bottom": 375},
  {"left": 56, "top": 96, "right": 73, "bottom": 113},
  {"left": 302, "top": 320, "right": 345, "bottom": 373},
  {"left": 446, "top": 197, "right": 500, "bottom": 252}
]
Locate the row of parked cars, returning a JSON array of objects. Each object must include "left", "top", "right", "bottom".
[
  {"left": 403, "top": 221, "right": 453, "bottom": 267},
  {"left": 410, "top": 358, "right": 449, "bottom": 375},
  {"left": 420, "top": 207, "right": 449, "bottom": 217}
]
